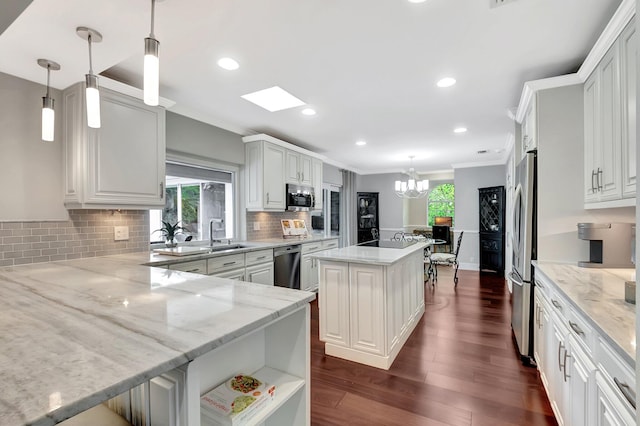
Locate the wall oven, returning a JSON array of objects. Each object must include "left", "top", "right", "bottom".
[{"left": 286, "top": 184, "right": 314, "bottom": 211}]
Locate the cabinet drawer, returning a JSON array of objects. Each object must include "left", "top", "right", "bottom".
[
  {"left": 566, "top": 306, "right": 594, "bottom": 354},
  {"left": 322, "top": 239, "right": 339, "bottom": 250},
  {"left": 302, "top": 242, "right": 323, "bottom": 254},
  {"left": 207, "top": 253, "right": 245, "bottom": 274},
  {"left": 547, "top": 287, "right": 567, "bottom": 316},
  {"left": 168, "top": 260, "right": 207, "bottom": 274},
  {"left": 245, "top": 249, "right": 273, "bottom": 264},
  {"left": 595, "top": 337, "right": 636, "bottom": 411}
]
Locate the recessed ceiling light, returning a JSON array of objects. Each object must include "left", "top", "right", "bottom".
[
  {"left": 217, "top": 57, "right": 239, "bottom": 70},
  {"left": 241, "top": 86, "right": 306, "bottom": 112},
  {"left": 437, "top": 77, "right": 456, "bottom": 88},
  {"left": 356, "top": 140, "right": 367, "bottom": 146},
  {"left": 407, "top": 0, "right": 427, "bottom": 3},
  {"left": 301, "top": 108, "right": 316, "bottom": 116},
  {"left": 453, "top": 127, "right": 467, "bottom": 133}
]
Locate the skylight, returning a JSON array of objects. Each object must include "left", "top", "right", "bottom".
[{"left": 241, "top": 86, "right": 306, "bottom": 112}]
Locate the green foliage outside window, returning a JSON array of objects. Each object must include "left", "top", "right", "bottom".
[{"left": 427, "top": 183, "right": 455, "bottom": 227}]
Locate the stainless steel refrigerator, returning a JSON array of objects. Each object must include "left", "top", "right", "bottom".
[{"left": 509, "top": 151, "right": 536, "bottom": 364}]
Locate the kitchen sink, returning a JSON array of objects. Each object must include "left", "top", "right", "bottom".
[{"left": 208, "top": 244, "right": 250, "bottom": 252}]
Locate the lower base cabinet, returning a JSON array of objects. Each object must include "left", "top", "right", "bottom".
[
  {"left": 246, "top": 262, "right": 275, "bottom": 285},
  {"left": 534, "top": 269, "right": 636, "bottom": 426}
]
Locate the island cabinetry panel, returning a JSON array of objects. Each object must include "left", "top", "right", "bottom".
[
  {"left": 301, "top": 241, "right": 325, "bottom": 291},
  {"left": 63, "top": 83, "right": 166, "bottom": 209},
  {"left": 318, "top": 248, "right": 424, "bottom": 370},
  {"left": 311, "top": 158, "right": 323, "bottom": 211},
  {"left": 319, "top": 261, "right": 350, "bottom": 347},
  {"left": 245, "top": 140, "right": 286, "bottom": 211}
]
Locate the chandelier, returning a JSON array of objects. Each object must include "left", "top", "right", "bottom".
[{"left": 394, "top": 156, "right": 429, "bottom": 198}]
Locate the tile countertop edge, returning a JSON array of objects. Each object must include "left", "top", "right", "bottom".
[
  {"left": 311, "top": 242, "right": 427, "bottom": 266},
  {"left": 533, "top": 261, "right": 635, "bottom": 368}
]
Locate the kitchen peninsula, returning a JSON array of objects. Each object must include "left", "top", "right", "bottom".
[
  {"left": 0, "top": 255, "right": 314, "bottom": 426},
  {"left": 313, "top": 241, "right": 426, "bottom": 369}
]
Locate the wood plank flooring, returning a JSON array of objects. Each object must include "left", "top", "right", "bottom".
[{"left": 310, "top": 267, "right": 557, "bottom": 426}]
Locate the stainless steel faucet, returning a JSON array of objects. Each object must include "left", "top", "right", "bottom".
[{"left": 209, "top": 219, "right": 230, "bottom": 246}]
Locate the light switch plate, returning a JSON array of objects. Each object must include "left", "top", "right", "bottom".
[
  {"left": 114, "top": 226, "right": 129, "bottom": 241},
  {"left": 253, "top": 222, "right": 261, "bottom": 231}
]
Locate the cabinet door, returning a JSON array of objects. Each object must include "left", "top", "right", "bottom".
[
  {"left": 299, "top": 154, "right": 312, "bottom": 186},
  {"left": 533, "top": 291, "right": 547, "bottom": 381},
  {"left": 310, "top": 258, "right": 320, "bottom": 291},
  {"left": 547, "top": 314, "right": 568, "bottom": 426},
  {"left": 301, "top": 255, "right": 314, "bottom": 291},
  {"left": 567, "top": 337, "right": 595, "bottom": 426},
  {"left": 263, "top": 143, "right": 286, "bottom": 209},
  {"left": 285, "top": 150, "right": 301, "bottom": 184},
  {"left": 349, "top": 264, "right": 385, "bottom": 355},
  {"left": 88, "top": 89, "right": 166, "bottom": 206},
  {"left": 598, "top": 44, "right": 622, "bottom": 201},
  {"left": 211, "top": 268, "right": 245, "bottom": 281},
  {"left": 245, "top": 262, "right": 274, "bottom": 285},
  {"left": 319, "top": 261, "right": 350, "bottom": 347},
  {"left": 584, "top": 71, "right": 600, "bottom": 202},
  {"left": 312, "top": 158, "right": 323, "bottom": 211},
  {"left": 620, "top": 21, "right": 636, "bottom": 198}
]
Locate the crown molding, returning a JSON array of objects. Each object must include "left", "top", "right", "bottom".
[
  {"left": 451, "top": 159, "right": 508, "bottom": 169},
  {"left": 577, "top": 0, "right": 635, "bottom": 82},
  {"left": 99, "top": 76, "right": 175, "bottom": 108},
  {"left": 515, "top": 74, "right": 582, "bottom": 123}
]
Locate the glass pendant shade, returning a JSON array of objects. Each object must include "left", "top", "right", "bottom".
[
  {"left": 85, "top": 73, "right": 101, "bottom": 128},
  {"left": 41, "top": 97, "right": 55, "bottom": 142},
  {"left": 144, "top": 38, "right": 159, "bottom": 106}
]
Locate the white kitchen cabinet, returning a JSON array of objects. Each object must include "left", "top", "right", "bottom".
[
  {"left": 210, "top": 268, "right": 245, "bottom": 281},
  {"left": 583, "top": 16, "right": 637, "bottom": 208},
  {"left": 285, "top": 150, "right": 312, "bottom": 186},
  {"left": 311, "top": 158, "right": 323, "bottom": 211},
  {"left": 566, "top": 336, "right": 596, "bottom": 426},
  {"left": 245, "top": 140, "right": 286, "bottom": 211},
  {"left": 301, "top": 241, "right": 323, "bottom": 291},
  {"left": 63, "top": 83, "right": 166, "bottom": 209},
  {"left": 168, "top": 259, "right": 207, "bottom": 274},
  {"left": 533, "top": 287, "right": 549, "bottom": 388},
  {"left": 318, "top": 249, "right": 424, "bottom": 370},
  {"left": 520, "top": 95, "right": 537, "bottom": 157},
  {"left": 547, "top": 311, "right": 569, "bottom": 426},
  {"left": 207, "top": 253, "right": 246, "bottom": 280},
  {"left": 245, "top": 262, "right": 274, "bottom": 285},
  {"left": 620, "top": 20, "right": 636, "bottom": 198}
]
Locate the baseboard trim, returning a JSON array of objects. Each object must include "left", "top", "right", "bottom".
[{"left": 458, "top": 262, "right": 479, "bottom": 271}]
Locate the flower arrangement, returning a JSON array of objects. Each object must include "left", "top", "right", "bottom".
[{"left": 156, "top": 221, "right": 184, "bottom": 248}]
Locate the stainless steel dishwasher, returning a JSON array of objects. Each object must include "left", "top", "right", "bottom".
[{"left": 273, "top": 244, "right": 301, "bottom": 289}]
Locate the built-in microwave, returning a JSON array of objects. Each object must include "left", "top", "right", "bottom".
[{"left": 286, "top": 184, "right": 314, "bottom": 211}]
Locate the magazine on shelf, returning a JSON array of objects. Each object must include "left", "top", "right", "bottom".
[{"left": 200, "top": 373, "right": 276, "bottom": 425}]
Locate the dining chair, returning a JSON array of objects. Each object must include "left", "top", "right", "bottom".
[{"left": 430, "top": 231, "right": 464, "bottom": 286}]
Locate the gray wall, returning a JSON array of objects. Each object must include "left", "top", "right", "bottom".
[
  {"left": 166, "top": 112, "right": 244, "bottom": 165},
  {"left": 454, "top": 164, "right": 506, "bottom": 269},
  {"left": 0, "top": 72, "right": 68, "bottom": 221},
  {"left": 356, "top": 173, "right": 405, "bottom": 239}
]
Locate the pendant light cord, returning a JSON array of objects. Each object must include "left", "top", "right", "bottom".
[
  {"left": 45, "top": 64, "right": 50, "bottom": 97},
  {"left": 150, "top": 0, "right": 156, "bottom": 38},
  {"left": 87, "top": 33, "right": 94, "bottom": 74}
]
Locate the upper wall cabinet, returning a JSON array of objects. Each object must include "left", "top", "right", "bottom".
[
  {"left": 583, "top": 16, "right": 636, "bottom": 209},
  {"left": 63, "top": 83, "right": 166, "bottom": 209},
  {"left": 286, "top": 150, "right": 313, "bottom": 186},
  {"left": 243, "top": 134, "right": 324, "bottom": 212},
  {"left": 520, "top": 96, "right": 537, "bottom": 158},
  {"left": 245, "top": 139, "right": 286, "bottom": 211}
]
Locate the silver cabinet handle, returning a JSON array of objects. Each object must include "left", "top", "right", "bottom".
[
  {"left": 552, "top": 300, "right": 562, "bottom": 310},
  {"left": 558, "top": 341, "right": 564, "bottom": 372},
  {"left": 597, "top": 167, "right": 603, "bottom": 191},
  {"left": 614, "top": 377, "right": 637, "bottom": 410},
  {"left": 535, "top": 280, "right": 544, "bottom": 289},
  {"left": 160, "top": 182, "right": 164, "bottom": 199},
  {"left": 569, "top": 321, "right": 585, "bottom": 336},
  {"left": 591, "top": 170, "right": 597, "bottom": 193},
  {"left": 223, "top": 261, "right": 236, "bottom": 266},
  {"left": 266, "top": 192, "right": 270, "bottom": 204},
  {"left": 301, "top": 172, "right": 304, "bottom": 181},
  {"left": 186, "top": 268, "right": 201, "bottom": 273},
  {"left": 256, "top": 256, "right": 266, "bottom": 260},
  {"left": 563, "top": 350, "right": 571, "bottom": 382}
]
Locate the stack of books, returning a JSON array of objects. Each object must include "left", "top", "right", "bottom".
[{"left": 201, "top": 373, "right": 276, "bottom": 425}]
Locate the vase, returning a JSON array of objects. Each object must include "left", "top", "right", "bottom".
[{"left": 165, "top": 237, "right": 177, "bottom": 248}]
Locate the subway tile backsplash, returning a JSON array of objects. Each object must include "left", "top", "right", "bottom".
[
  {"left": 0, "top": 210, "right": 149, "bottom": 267},
  {"left": 246, "top": 211, "right": 312, "bottom": 240}
]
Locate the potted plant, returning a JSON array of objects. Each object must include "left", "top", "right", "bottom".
[{"left": 156, "top": 221, "right": 184, "bottom": 248}]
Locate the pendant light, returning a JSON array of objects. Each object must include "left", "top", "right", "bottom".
[
  {"left": 76, "top": 26, "right": 103, "bottom": 129},
  {"left": 37, "top": 59, "right": 60, "bottom": 142},
  {"left": 394, "top": 156, "right": 429, "bottom": 198},
  {"left": 144, "top": 0, "right": 160, "bottom": 106}
]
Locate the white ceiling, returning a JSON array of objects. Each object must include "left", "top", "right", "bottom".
[{"left": 0, "top": 0, "right": 622, "bottom": 174}]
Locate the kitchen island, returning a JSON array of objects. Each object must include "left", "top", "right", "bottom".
[
  {"left": 0, "top": 256, "right": 315, "bottom": 426},
  {"left": 312, "top": 241, "right": 427, "bottom": 369}
]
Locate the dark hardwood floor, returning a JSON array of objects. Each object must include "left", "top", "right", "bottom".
[{"left": 310, "top": 267, "right": 557, "bottom": 426}]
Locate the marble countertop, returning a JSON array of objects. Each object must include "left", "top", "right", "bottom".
[
  {"left": 0, "top": 256, "right": 315, "bottom": 426},
  {"left": 145, "top": 235, "right": 339, "bottom": 267},
  {"left": 533, "top": 261, "right": 635, "bottom": 366},
  {"left": 311, "top": 242, "right": 427, "bottom": 265}
]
